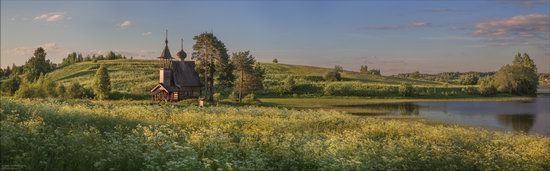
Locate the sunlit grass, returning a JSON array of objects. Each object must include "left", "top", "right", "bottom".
[{"left": 1, "top": 97, "right": 548, "bottom": 170}]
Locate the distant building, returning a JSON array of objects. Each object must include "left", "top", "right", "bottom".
[{"left": 150, "top": 31, "right": 202, "bottom": 101}]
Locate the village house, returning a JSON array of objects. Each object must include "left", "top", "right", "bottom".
[{"left": 150, "top": 31, "right": 202, "bottom": 101}]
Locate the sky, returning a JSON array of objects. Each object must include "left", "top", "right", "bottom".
[{"left": 1, "top": 0, "right": 549, "bottom": 75}]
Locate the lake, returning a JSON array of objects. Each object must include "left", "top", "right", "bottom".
[
  {"left": 347, "top": 95, "right": 549, "bottom": 136},
  {"left": 262, "top": 88, "right": 550, "bottom": 136}
]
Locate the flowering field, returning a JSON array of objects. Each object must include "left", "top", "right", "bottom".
[{"left": 1, "top": 98, "right": 549, "bottom": 170}]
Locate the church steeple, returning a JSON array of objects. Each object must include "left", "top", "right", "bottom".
[{"left": 158, "top": 29, "right": 173, "bottom": 60}]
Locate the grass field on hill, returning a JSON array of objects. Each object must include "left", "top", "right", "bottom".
[
  {"left": 45, "top": 59, "right": 462, "bottom": 99},
  {"left": 2, "top": 97, "right": 549, "bottom": 170}
]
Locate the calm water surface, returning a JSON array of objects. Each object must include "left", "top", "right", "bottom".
[{"left": 348, "top": 92, "right": 550, "bottom": 136}]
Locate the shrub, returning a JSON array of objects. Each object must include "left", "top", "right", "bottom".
[
  {"left": 272, "top": 58, "right": 278, "bottom": 63},
  {"left": 56, "top": 84, "right": 66, "bottom": 98},
  {"left": 398, "top": 83, "right": 414, "bottom": 97},
  {"left": 478, "top": 77, "right": 497, "bottom": 96},
  {"left": 324, "top": 71, "right": 341, "bottom": 81},
  {"left": 14, "top": 83, "right": 36, "bottom": 98},
  {"left": 1, "top": 75, "right": 21, "bottom": 95},
  {"left": 93, "top": 64, "right": 111, "bottom": 100},
  {"left": 459, "top": 73, "right": 479, "bottom": 85},
  {"left": 243, "top": 93, "right": 261, "bottom": 104},
  {"left": 67, "top": 82, "right": 85, "bottom": 99}
]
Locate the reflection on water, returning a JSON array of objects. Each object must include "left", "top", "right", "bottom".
[
  {"left": 334, "top": 103, "right": 420, "bottom": 115},
  {"left": 495, "top": 114, "right": 535, "bottom": 133},
  {"left": 337, "top": 96, "right": 549, "bottom": 136}
]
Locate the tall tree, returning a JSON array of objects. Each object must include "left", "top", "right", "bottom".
[
  {"left": 23, "top": 47, "right": 54, "bottom": 82},
  {"left": 232, "top": 51, "right": 255, "bottom": 102},
  {"left": 192, "top": 32, "right": 235, "bottom": 102},
  {"left": 92, "top": 64, "right": 111, "bottom": 100},
  {"left": 493, "top": 53, "right": 538, "bottom": 95}
]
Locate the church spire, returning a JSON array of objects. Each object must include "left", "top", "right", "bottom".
[
  {"left": 158, "top": 29, "right": 173, "bottom": 59},
  {"left": 165, "top": 29, "right": 168, "bottom": 45}
]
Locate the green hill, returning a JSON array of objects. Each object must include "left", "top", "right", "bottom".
[{"left": 47, "top": 59, "right": 444, "bottom": 97}]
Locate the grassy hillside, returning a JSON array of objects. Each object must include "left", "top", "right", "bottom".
[
  {"left": 261, "top": 63, "right": 442, "bottom": 85},
  {"left": 46, "top": 60, "right": 444, "bottom": 97},
  {"left": 2, "top": 98, "right": 549, "bottom": 170}
]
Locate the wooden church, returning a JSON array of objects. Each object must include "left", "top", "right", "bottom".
[{"left": 150, "top": 31, "right": 202, "bottom": 101}]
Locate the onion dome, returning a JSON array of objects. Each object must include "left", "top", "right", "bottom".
[{"left": 177, "top": 38, "right": 187, "bottom": 60}]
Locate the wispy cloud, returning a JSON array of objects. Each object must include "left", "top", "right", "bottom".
[
  {"left": 496, "top": 0, "right": 547, "bottom": 8},
  {"left": 34, "top": 12, "right": 66, "bottom": 22},
  {"left": 411, "top": 21, "right": 432, "bottom": 27},
  {"left": 473, "top": 14, "right": 550, "bottom": 48},
  {"left": 118, "top": 20, "right": 132, "bottom": 29},
  {"left": 142, "top": 32, "right": 152, "bottom": 36}
]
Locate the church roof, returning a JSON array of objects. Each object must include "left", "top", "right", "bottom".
[
  {"left": 158, "top": 30, "right": 174, "bottom": 59},
  {"left": 171, "top": 61, "right": 201, "bottom": 87},
  {"left": 158, "top": 45, "right": 173, "bottom": 59}
]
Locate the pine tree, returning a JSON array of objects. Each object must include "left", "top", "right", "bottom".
[
  {"left": 93, "top": 64, "right": 111, "bottom": 99},
  {"left": 232, "top": 51, "right": 254, "bottom": 102},
  {"left": 192, "top": 32, "right": 234, "bottom": 102}
]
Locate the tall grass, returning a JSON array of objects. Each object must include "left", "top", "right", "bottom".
[{"left": 1, "top": 98, "right": 548, "bottom": 170}]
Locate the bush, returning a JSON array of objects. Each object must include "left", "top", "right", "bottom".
[
  {"left": 459, "top": 73, "right": 479, "bottom": 85},
  {"left": 14, "top": 83, "right": 37, "bottom": 98},
  {"left": 67, "top": 82, "right": 85, "bottom": 99},
  {"left": 56, "top": 84, "right": 66, "bottom": 98},
  {"left": 93, "top": 64, "right": 111, "bottom": 100},
  {"left": 324, "top": 71, "right": 341, "bottom": 81},
  {"left": 398, "top": 83, "right": 414, "bottom": 97},
  {"left": 1, "top": 75, "right": 21, "bottom": 95},
  {"left": 478, "top": 77, "right": 497, "bottom": 96},
  {"left": 243, "top": 93, "right": 260, "bottom": 104}
]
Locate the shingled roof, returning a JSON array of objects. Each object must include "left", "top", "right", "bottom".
[{"left": 171, "top": 61, "right": 201, "bottom": 87}]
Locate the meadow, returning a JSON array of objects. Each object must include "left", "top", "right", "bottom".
[
  {"left": 45, "top": 59, "right": 481, "bottom": 99},
  {"left": 1, "top": 97, "right": 549, "bottom": 170}
]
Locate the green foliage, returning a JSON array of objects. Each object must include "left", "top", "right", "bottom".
[
  {"left": 67, "top": 82, "right": 86, "bottom": 99},
  {"left": 272, "top": 58, "right": 278, "bottom": 63},
  {"left": 232, "top": 51, "right": 264, "bottom": 101},
  {"left": 14, "top": 75, "right": 57, "bottom": 98},
  {"left": 324, "top": 71, "right": 341, "bottom": 81},
  {"left": 368, "top": 69, "right": 381, "bottom": 76},
  {"left": 477, "top": 77, "right": 497, "bottom": 96},
  {"left": 192, "top": 32, "right": 235, "bottom": 102},
  {"left": 1, "top": 98, "right": 549, "bottom": 170},
  {"left": 459, "top": 73, "right": 479, "bottom": 85},
  {"left": 23, "top": 47, "right": 54, "bottom": 82},
  {"left": 399, "top": 83, "right": 414, "bottom": 97},
  {"left": 93, "top": 65, "right": 111, "bottom": 100},
  {"left": 410, "top": 71, "right": 421, "bottom": 79},
  {"left": 493, "top": 53, "right": 538, "bottom": 96},
  {"left": 1, "top": 75, "right": 21, "bottom": 95},
  {"left": 360, "top": 65, "right": 369, "bottom": 73},
  {"left": 334, "top": 65, "right": 344, "bottom": 72},
  {"left": 56, "top": 84, "right": 66, "bottom": 98}
]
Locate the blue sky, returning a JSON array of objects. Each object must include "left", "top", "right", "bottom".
[{"left": 2, "top": 0, "right": 549, "bottom": 74}]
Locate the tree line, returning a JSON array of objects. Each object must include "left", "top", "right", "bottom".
[{"left": 1, "top": 48, "right": 119, "bottom": 99}]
